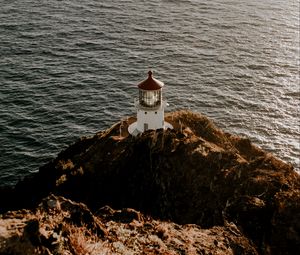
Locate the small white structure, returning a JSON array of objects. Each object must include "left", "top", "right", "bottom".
[{"left": 128, "top": 71, "right": 173, "bottom": 136}]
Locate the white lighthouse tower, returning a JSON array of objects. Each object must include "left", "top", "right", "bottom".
[{"left": 128, "top": 71, "right": 173, "bottom": 135}]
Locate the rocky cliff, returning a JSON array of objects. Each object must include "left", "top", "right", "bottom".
[{"left": 0, "top": 110, "right": 299, "bottom": 254}]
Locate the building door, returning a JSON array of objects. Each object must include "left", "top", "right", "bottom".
[{"left": 144, "top": 123, "right": 148, "bottom": 131}]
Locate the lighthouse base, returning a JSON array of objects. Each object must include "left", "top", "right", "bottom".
[{"left": 128, "top": 121, "right": 173, "bottom": 136}]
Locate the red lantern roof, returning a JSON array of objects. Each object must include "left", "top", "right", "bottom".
[{"left": 137, "top": 71, "right": 164, "bottom": 90}]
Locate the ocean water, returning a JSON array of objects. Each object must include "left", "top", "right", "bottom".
[{"left": 0, "top": 0, "right": 299, "bottom": 186}]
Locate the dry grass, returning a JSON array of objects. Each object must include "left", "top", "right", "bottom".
[
  {"left": 67, "top": 226, "right": 93, "bottom": 255},
  {"left": 165, "top": 110, "right": 233, "bottom": 149},
  {"left": 65, "top": 224, "right": 113, "bottom": 255}
]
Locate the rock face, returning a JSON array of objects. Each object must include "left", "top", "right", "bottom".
[
  {"left": 0, "top": 195, "right": 257, "bottom": 255},
  {"left": 0, "top": 110, "right": 299, "bottom": 254}
]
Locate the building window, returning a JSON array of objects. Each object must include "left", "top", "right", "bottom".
[
  {"left": 145, "top": 112, "right": 147, "bottom": 114},
  {"left": 155, "top": 112, "right": 157, "bottom": 114},
  {"left": 139, "top": 89, "right": 161, "bottom": 108}
]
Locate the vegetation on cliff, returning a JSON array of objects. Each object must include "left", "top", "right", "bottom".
[{"left": 0, "top": 195, "right": 257, "bottom": 255}]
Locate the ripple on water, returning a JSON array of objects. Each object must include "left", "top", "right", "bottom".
[{"left": 0, "top": 0, "right": 299, "bottom": 185}]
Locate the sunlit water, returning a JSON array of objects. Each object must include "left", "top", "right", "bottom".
[{"left": 0, "top": 0, "right": 299, "bottom": 186}]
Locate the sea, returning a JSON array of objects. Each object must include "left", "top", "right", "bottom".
[{"left": 0, "top": 0, "right": 299, "bottom": 186}]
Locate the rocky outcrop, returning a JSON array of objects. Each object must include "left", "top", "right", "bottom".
[
  {"left": 0, "top": 195, "right": 257, "bottom": 255},
  {"left": 0, "top": 110, "right": 299, "bottom": 254}
]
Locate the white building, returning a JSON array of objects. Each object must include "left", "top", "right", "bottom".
[{"left": 128, "top": 71, "right": 173, "bottom": 136}]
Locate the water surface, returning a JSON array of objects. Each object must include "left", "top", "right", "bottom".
[{"left": 0, "top": 0, "right": 299, "bottom": 185}]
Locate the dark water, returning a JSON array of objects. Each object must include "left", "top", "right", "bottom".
[{"left": 0, "top": 0, "right": 299, "bottom": 186}]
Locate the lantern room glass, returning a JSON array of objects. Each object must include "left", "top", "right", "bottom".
[{"left": 139, "top": 89, "right": 161, "bottom": 108}]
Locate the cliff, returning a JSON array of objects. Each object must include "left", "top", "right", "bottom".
[{"left": 0, "top": 110, "right": 299, "bottom": 254}]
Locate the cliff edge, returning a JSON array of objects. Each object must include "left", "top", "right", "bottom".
[{"left": 0, "top": 110, "right": 299, "bottom": 254}]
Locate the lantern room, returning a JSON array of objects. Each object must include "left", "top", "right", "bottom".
[{"left": 138, "top": 71, "right": 163, "bottom": 108}]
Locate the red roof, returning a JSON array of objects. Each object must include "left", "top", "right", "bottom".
[{"left": 137, "top": 71, "right": 164, "bottom": 90}]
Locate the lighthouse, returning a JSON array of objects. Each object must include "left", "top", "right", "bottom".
[{"left": 128, "top": 71, "right": 173, "bottom": 135}]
